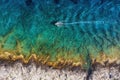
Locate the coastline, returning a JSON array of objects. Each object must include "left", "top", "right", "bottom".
[{"left": 0, "top": 61, "right": 119, "bottom": 80}]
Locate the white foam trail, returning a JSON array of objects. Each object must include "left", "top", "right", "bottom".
[{"left": 55, "top": 21, "right": 105, "bottom": 27}]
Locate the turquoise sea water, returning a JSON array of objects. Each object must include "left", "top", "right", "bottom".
[{"left": 0, "top": 0, "right": 120, "bottom": 66}]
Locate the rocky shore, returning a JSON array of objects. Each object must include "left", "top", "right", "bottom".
[{"left": 0, "top": 61, "right": 119, "bottom": 80}]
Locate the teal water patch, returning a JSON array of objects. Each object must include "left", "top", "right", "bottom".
[{"left": 0, "top": 0, "right": 120, "bottom": 58}]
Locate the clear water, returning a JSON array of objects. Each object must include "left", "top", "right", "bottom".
[{"left": 0, "top": 0, "right": 120, "bottom": 67}]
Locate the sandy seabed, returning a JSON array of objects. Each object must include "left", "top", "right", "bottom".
[{"left": 0, "top": 61, "right": 119, "bottom": 80}]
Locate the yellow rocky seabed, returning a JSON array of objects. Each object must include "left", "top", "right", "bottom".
[{"left": 0, "top": 46, "right": 120, "bottom": 68}]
